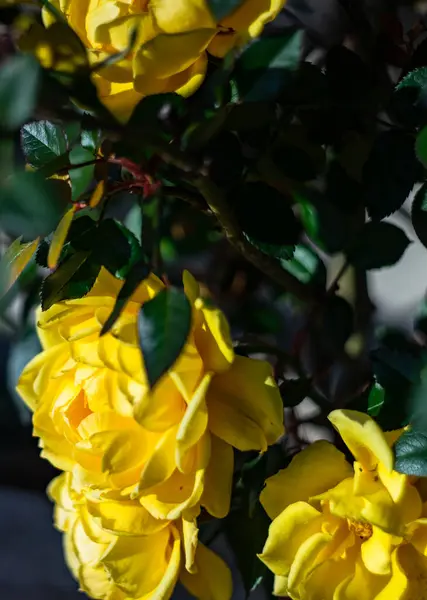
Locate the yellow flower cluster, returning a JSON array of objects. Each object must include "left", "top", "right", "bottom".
[
  {"left": 18, "top": 268, "right": 284, "bottom": 600},
  {"left": 259, "top": 410, "right": 427, "bottom": 599},
  {"left": 40, "top": 0, "right": 286, "bottom": 120}
]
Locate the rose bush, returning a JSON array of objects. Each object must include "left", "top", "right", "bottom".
[
  {"left": 259, "top": 410, "right": 427, "bottom": 599},
  {"left": 37, "top": 0, "right": 286, "bottom": 119}
]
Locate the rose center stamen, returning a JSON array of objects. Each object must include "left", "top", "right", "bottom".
[{"left": 347, "top": 519, "right": 373, "bottom": 540}]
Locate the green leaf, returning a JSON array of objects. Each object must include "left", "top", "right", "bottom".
[
  {"left": 234, "top": 31, "right": 304, "bottom": 102},
  {"left": 367, "top": 381, "right": 385, "bottom": 417},
  {"left": 416, "top": 126, "right": 427, "bottom": 167},
  {"left": 295, "top": 190, "right": 353, "bottom": 254},
  {"left": 280, "top": 244, "right": 327, "bottom": 286},
  {"left": 101, "top": 260, "right": 150, "bottom": 335},
  {"left": 0, "top": 171, "right": 69, "bottom": 239},
  {"left": 246, "top": 236, "right": 295, "bottom": 261},
  {"left": 41, "top": 250, "right": 94, "bottom": 310},
  {"left": 93, "top": 219, "right": 143, "bottom": 279},
  {"left": 81, "top": 128, "right": 102, "bottom": 153},
  {"left": 393, "top": 67, "right": 427, "bottom": 127},
  {"left": 370, "top": 330, "right": 421, "bottom": 430},
  {"left": 226, "top": 502, "right": 270, "bottom": 595},
  {"left": 363, "top": 131, "right": 421, "bottom": 220},
  {"left": 69, "top": 144, "right": 95, "bottom": 200},
  {"left": 138, "top": 287, "right": 192, "bottom": 388},
  {"left": 0, "top": 55, "right": 41, "bottom": 130},
  {"left": 412, "top": 183, "right": 427, "bottom": 249},
  {"left": 394, "top": 430, "right": 427, "bottom": 476},
  {"left": 414, "top": 297, "right": 427, "bottom": 339},
  {"left": 233, "top": 182, "right": 301, "bottom": 246},
  {"left": 124, "top": 203, "right": 143, "bottom": 243},
  {"left": 21, "top": 121, "right": 68, "bottom": 168},
  {"left": 347, "top": 222, "right": 410, "bottom": 270},
  {"left": 207, "top": 0, "right": 245, "bottom": 20}
]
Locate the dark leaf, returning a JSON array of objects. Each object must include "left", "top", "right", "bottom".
[
  {"left": 370, "top": 330, "right": 421, "bottom": 429},
  {"left": 0, "top": 171, "right": 69, "bottom": 239},
  {"left": 347, "top": 222, "right": 410, "bottom": 270},
  {"left": 35, "top": 239, "right": 49, "bottom": 268},
  {"left": 234, "top": 31, "right": 304, "bottom": 102},
  {"left": 182, "top": 107, "right": 229, "bottom": 152},
  {"left": 138, "top": 287, "right": 192, "bottom": 388},
  {"left": 224, "top": 102, "right": 276, "bottom": 132},
  {"left": 69, "top": 144, "right": 95, "bottom": 200},
  {"left": 367, "top": 381, "right": 385, "bottom": 417},
  {"left": 280, "top": 243, "right": 327, "bottom": 287},
  {"left": 233, "top": 182, "right": 301, "bottom": 246},
  {"left": 295, "top": 190, "right": 353, "bottom": 254},
  {"left": 414, "top": 296, "right": 427, "bottom": 339},
  {"left": 395, "top": 430, "right": 427, "bottom": 476},
  {"left": 81, "top": 128, "right": 103, "bottom": 153},
  {"left": 416, "top": 125, "right": 427, "bottom": 167},
  {"left": 393, "top": 67, "right": 427, "bottom": 127},
  {"left": 406, "top": 362, "right": 427, "bottom": 434},
  {"left": 363, "top": 131, "right": 421, "bottom": 220},
  {"left": 101, "top": 260, "right": 150, "bottom": 335},
  {"left": 93, "top": 219, "right": 143, "bottom": 279},
  {"left": 0, "top": 55, "right": 40, "bottom": 130},
  {"left": 325, "top": 161, "right": 361, "bottom": 214},
  {"left": 246, "top": 237, "right": 295, "bottom": 261},
  {"left": 225, "top": 502, "right": 270, "bottom": 595},
  {"left": 412, "top": 183, "right": 427, "bottom": 249},
  {"left": 41, "top": 250, "right": 95, "bottom": 310},
  {"left": 271, "top": 143, "right": 317, "bottom": 182},
  {"left": 21, "top": 121, "right": 68, "bottom": 168},
  {"left": 207, "top": 0, "right": 245, "bottom": 20}
]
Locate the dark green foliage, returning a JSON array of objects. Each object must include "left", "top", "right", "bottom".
[{"left": 138, "top": 287, "right": 192, "bottom": 388}]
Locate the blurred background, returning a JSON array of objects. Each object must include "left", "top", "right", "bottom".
[{"left": 1, "top": 1, "right": 427, "bottom": 599}]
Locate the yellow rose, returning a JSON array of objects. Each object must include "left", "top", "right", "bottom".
[
  {"left": 258, "top": 409, "right": 427, "bottom": 599},
  {"left": 50, "top": 471, "right": 232, "bottom": 600},
  {"left": 17, "top": 267, "right": 283, "bottom": 521},
  {"left": 41, "top": 0, "right": 286, "bottom": 120}
]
